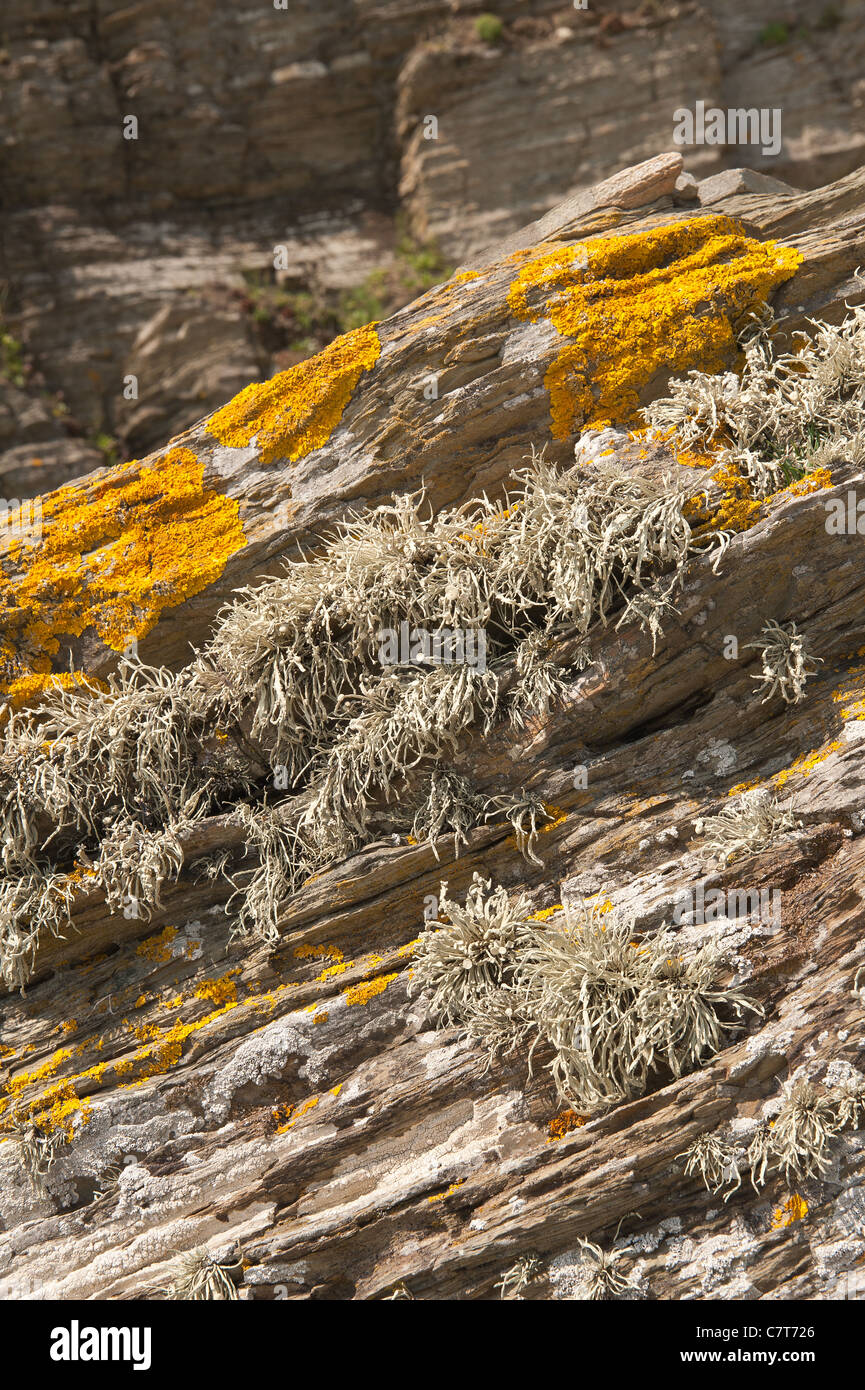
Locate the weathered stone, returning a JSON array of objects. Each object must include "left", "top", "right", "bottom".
[
  {"left": 1, "top": 158, "right": 865, "bottom": 1304},
  {"left": 674, "top": 172, "right": 700, "bottom": 203},
  {"left": 699, "top": 167, "right": 799, "bottom": 204}
]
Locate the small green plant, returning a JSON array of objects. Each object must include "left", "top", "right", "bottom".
[
  {"left": 338, "top": 270, "right": 389, "bottom": 332},
  {"left": 90, "top": 432, "right": 119, "bottom": 467},
  {"left": 474, "top": 13, "right": 504, "bottom": 44},
  {"left": 759, "top": 21, "right": 790, "bottom": 45},
  {"left": 0, "top": 327, "right": 25, "bottom": 387},
  {"left": 394, "top": 227, "right": 451, "bottom": 295}
]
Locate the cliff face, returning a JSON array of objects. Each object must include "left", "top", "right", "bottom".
[
  {"left": 2, "top": 1, "right": 865, "bottom": 497},
  {"left": 1, "top": 155, "right": 864, "bottom": 1300}
]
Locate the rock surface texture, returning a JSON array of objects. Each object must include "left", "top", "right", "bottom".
[
  {"left": 1, "top": 154, "right": 865, "bottom": 1302},
  {"left": 3, "top": 1, "right": 865, "bottom": 495}
]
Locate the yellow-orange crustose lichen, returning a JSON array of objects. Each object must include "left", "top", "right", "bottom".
[
  {"left": 548, "top": 1109, "right": 587, "bottom": 1140},
  {"left": 771, "top": 1193, "right": 808, "bottom": 1229},
  {"left": 0, "top": 447, "right": 245, "bottom": 698},
  {"left": 207, "top": 322, "right": 381, "bottom": 464},
  {"left": 528, "top": 904, "right": 564, "bottom": 922},
  {"left": 343, "top": 973, "right": 398, "bottom": 1008},
  {"left": 428, "top": 1179, "right": 464, "bottom": 1203},
  {"left": 507, "top": 215, "right": 802, "bottom": 440},
  {"left": 773, "top": 740, "right": 843, "bottom": 790}
]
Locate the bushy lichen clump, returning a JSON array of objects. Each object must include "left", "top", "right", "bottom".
[
  {"left": 745, "top": 619, "right": 821, "bottom": 704},
  {"left": 681, "top": 1073, "right": 865, "bottom": 1199},
  {"left": 645, "top": 290, "right": 865, "bottom": 533},
  {"left": 694, "top": 788, "right": 799, "bottom": 866},
  {"left": 411, "top": 876, "right": 760, "bottom": 1110},
  {"left": 1, "top": 439, "right": 710, "bottom": 981},
  {"left": 8, "top": 248, "right": 861, "bottom": 993},
  {"left": 160, "top": 1247, "right": 241, "bottom": 1301}
]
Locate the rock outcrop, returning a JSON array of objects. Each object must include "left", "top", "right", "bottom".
[
  {"left": 3, "top": 1, "right": 865, "bottom": 497},
  {"left": 1, "top": 153, "right": 864, "bottom": 1301}
]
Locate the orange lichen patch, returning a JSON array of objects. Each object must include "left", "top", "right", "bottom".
[
  {"left": 540, "top": 804, "right": 567, "bottom": 831},
  {"left": 451, "top": 270, "right": 481, "bottom": 283},
  {"left": 586, "top": 895, "right": 613, "bottom": 915},
  {"left": 839, "top": 689, "right": 865, "bottom": 722},
  {"left": 193, "top": 970, "right": 240, "bottom": 1010},
  {"left": 397, "top": 938, "right": 420, "bottom": 958},
  {"left": 116, "top": 997, "right": 240, "bottom": 1087},
  {"left": 294, "top": 943, "right": 353, "bottom": 982},
  {"left": 428, "top": 1179, "right": 464, "bottom": 1203},
  {"left": 728, "top": 777, "right": 761, "bottom": 798},
  {"left": 675, "top": 445, "right": 720, "bottom": 470},
  {"left": 343, "top": 973, "right": 398, "bottom": 1007},
  {"left": 276, "top": 1095, "right": 320, "bottom": 1133},
  {"left": 548, "top": 1108, "right": 587, "bottom": 1140},
  {"left": 690, "top": 460, "right": 833, "bottom": 543},
  {"left": 0, "top": 1045, "right": 93, "bottom": 1140},
  {"left": 312, "top": 1012, "right": 328, "bottom": 1025},
  {"left": 771, "top": 1193, "right": 808, "bottom": 1229},
  {"left": 4, "top": 1046, "right": 73, "bottom": 1099},
  {"left": 507, "top": 216, "right": 801, "bottom": 440},
  {"left": 130, "top": 1022, "right": 161, "bottom": 1044},
  {"left": 528, "top": 904, "right": 563, "bottom": 922},
  {"left": 3, "top": 670, "right": 109, "bottom": 713},
  {"left": 207, "top": 323, "right": 380, "bottom": 464},
  {"left": 24, "top": 1082, "right": 93, "bottom": 1141},
  {"left": 330, "top": 1084, "right": 343, "bottom": 1098},
  {"left": 0, "top": 448, "right": 245, "bottom": 695},
  {"left": 773, "top": 741, "right": 843, "bottom": 790},
  {"left": 295, "top": 944, "right": 343, "bottom": 963},
  {"left": 318, "top": 960, "right": 352, "bottom": 982},
  {"left": 136, "top": 925, "right": 178, "bottom": 963},
  {"left": 785, "top": 466, "right": 833, "bottom": 497},
  {"left": 689, "top": 461, "right": 765, "bottom": 536}
]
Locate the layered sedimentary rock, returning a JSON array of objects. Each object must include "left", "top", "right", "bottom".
[
  {"left": 3, "top": 1, "right": 865, "bottom": 495},
  {"left": 0, "top": 156, "right": 864, "bottom": 1300}
]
